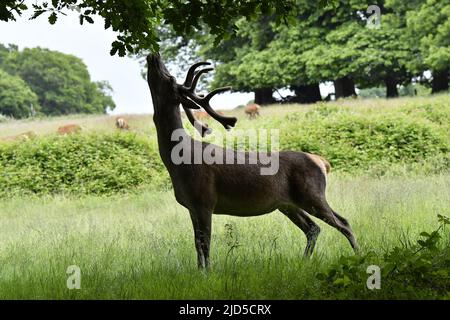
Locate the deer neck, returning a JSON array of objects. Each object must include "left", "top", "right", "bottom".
[{"left": 153, "top": 103, "right": 191, "bottom": 167}]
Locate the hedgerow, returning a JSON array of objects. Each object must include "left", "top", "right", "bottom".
[
  {"left": 0, "top": 132, "right": 170, "bottom": 197},
  {"left": 0, "top": 100, "right": 448, "bottom": 197}
]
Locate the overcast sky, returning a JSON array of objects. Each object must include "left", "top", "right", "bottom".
[{"left": 0, "top": 10, "right": 254, "bottom": 114}]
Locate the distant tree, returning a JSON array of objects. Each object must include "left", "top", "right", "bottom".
[
  {"left": 91, "top": 81, "right": 116, "bottom": 113},
  {"left": 406, "top": 0, "right": 450, "bottom": 93},
  {"left": 346, "top": 17, "right": 413, "bottom": 98},
  {"left": 0, "top": 69, "right": 40, "bottom": 118},
  {"left": 210, "top": 16, "right": 279, "bottom": 105},
  {"left": 2, "top": 47, "right": 115, "bottom": 116},
  {"left": 153, "top": 0, "right": 446, "bottom": 101},
  {"left": 158, "top": 1, "right": 374, "bottom": 102},
  {"left": 300, "top": 0, "right": 381, "bottom": 99},
  {"left": 0, "top": 44, "right": 7, "bottom": 64},
  {"left": 158, "top": 14, "right": 324, "bottom": 105},
  {"left": 0, "top": 43, "right": 18, "bottom": 66},
  {"left": 155, "top": 16, "right": 281, "bottom": 105}
]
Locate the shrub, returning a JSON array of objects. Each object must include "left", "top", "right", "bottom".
[
  {"left": 316, "top": 215, "right": 450, "bottom": 299},
  {"left": 279, "top": 111, "right": 449, "bottom": 172},
  {"left": 0, "top": 99, "right": 448, "bottom": 197},
  {"left": 0, "top": 132, "right": 170, "bottom": 197},
  {"left": 400, "top": 102, "right": 450, "bottom": 125}
]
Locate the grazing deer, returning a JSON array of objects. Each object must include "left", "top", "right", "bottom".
[
  {"left": 146, "top": 54, "right": 358, "bottom": 269},
  {"left": 193, "top": 110, "right": 225, "bottom": 121},
  {"left": 245, "top": 103, "right": 261, "bottom": 119},
  {"left": 194, "top": 111, "right": 210, "bottom": 121},
  {"left": 2, "top": 131, "right": 37, "bottom": 142},
  {"left": 116, "top": 117, "right": 130, "bottom": 130},
  {"left": 57, "top": 124, "right": 82, "bottom": 135}
]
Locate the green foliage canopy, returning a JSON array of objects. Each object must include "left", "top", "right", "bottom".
[
  {"left": 0, "top": 0, "right": 300, "bottom": 55},
  {"left": 407, "top": 0, "right": 450, "bottom": 73},
  {"left": 159, "top": 0, "right": 449, "bottom": 98},
  {"left": 1, "top": 47, "right": 115, "bottom": 116},
  {"left": 0, "top": 69, "right": 40, "bottom": 118}
]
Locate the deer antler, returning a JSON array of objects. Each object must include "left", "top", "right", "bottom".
[
  {"left": 183, "top": 62, "right": 211, "bottom": 87},
  {"left": 181, "top": 62, "right": 211, "bottom": 136},
  {"left": 179, "top": 62, "right": 237, "bottom": 135},
  {"left": 183, "top": 108, "right": 212, "bottom": 137}
]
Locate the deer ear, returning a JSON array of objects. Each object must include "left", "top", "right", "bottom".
[{"left": 181, "top": 98, "right": 201, "bottom": 110}]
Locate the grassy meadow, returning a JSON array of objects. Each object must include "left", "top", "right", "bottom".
[
  {"left": 0, "top": 174, "right": 448, "bottom": 299},
  {"left": 0, "top": 94, "right": 449, "bottom": 299}
]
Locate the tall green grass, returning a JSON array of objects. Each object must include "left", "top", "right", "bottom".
[{"left": 0, "top": 174, "right": 448, "bottom": 299}]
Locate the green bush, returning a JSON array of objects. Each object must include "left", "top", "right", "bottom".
[
  {"left": 279, "top": 110, "right": 449, "bottom": 173},
  {"left": 0, "top": 100, "right": 448, "bottom": 197},
  {"left": 400, "top": 102, "right": 450, "bottom": 125},
  {"left": 316, "top": 215, "right": 450, "bottom": 299},
  {"left": 0, "top": 132, "right": 170, "bottom": 197}
]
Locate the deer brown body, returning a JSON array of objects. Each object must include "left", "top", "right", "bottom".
[
  {"left": 193, "top": 111, "right": 210, "bottom": 121},
  {"left": 116, "top": 117, "right": 130, "bottom": 130},
  {"left": 2, "top": 131, "right": 37, "bottom": 142},
  {"left": 245, "top": 103, "right": 261, "bottom": 119},
  {"left": 57, "top": 124, "right": 82, "bottom": 135},
  {"left": 192, "top": 110, "right": 224, "bottom": 121},
  {"left": 147, "top": 54, "right": 358, "bottom": 269}
]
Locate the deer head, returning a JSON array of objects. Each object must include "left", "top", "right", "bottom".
[{"left": 147, "top": 54, "right": 238, "bottom": 137}]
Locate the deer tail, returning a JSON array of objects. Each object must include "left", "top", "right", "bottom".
[
  {"left": 307, "top": 153, "right": 331, "bottom": 175},
  {"left": 321, "top": 157, "right": 331, "bottom": 174}
]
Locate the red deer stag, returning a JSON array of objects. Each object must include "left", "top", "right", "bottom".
[
  {"left": 245, "top": 103, "right": 261, "bottom": 119},
  {"left": 116, "top": 117, "right": 130, "bottom": 130},
  {"left": 57, "top": 124, "right": 82, "bottom": 135},
  {"left": 146, "top": 54, "right": 358, "bottom": 269}
]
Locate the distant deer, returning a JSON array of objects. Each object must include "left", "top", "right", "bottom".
[
  {"left": 193, "top": 110, "right": 225, "bottom": 122},
  {"left": 245, "top": 103, "right": 261, "bottom": 119},
  {"left": 116, "top": 117, "right": 130, "bottom": 130},
  {"left": 147, "top": 54, "right": 358, "bottom": 269},
  {"left": 194, "top": 111, "right": 210, "bottom": 121},
  {"left": 57, "top": 124, "right": 82, "bottom": 135},
  {"left": 2, "top": 131, "right": 37, "bottom": 142}
]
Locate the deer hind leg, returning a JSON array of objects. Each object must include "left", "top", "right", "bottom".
[
  {"left": 331, "top": 209, "right": 359, "bottom": 252},
  {"left": 189, "top": 208, "right": 212, "bottom": 269},
  {"left": 299, "top": 199, "right": 359, "bottom": 253},
  {"left": 280, "top": 206, "right": 321, "bottom": 257}
]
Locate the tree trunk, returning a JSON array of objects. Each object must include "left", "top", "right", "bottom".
[
  {"left": 431, "top": 69, "right": 449, "bottom": 93},
  {"left": 334, "top": 76, "right": 356, "bottom": 99},
  {"left": 254, "top": 88, "right": 275, "bottom": 105},
  {"left": 291, "top": 84, "right": 322, "bottom": 103},
  {"left": 385, "top": 76, "right": 398, "bottom": 98}
]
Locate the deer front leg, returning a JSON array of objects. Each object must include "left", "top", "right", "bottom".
[{"left": 189, "top": 208, "right": 212, "bottom": 269}]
